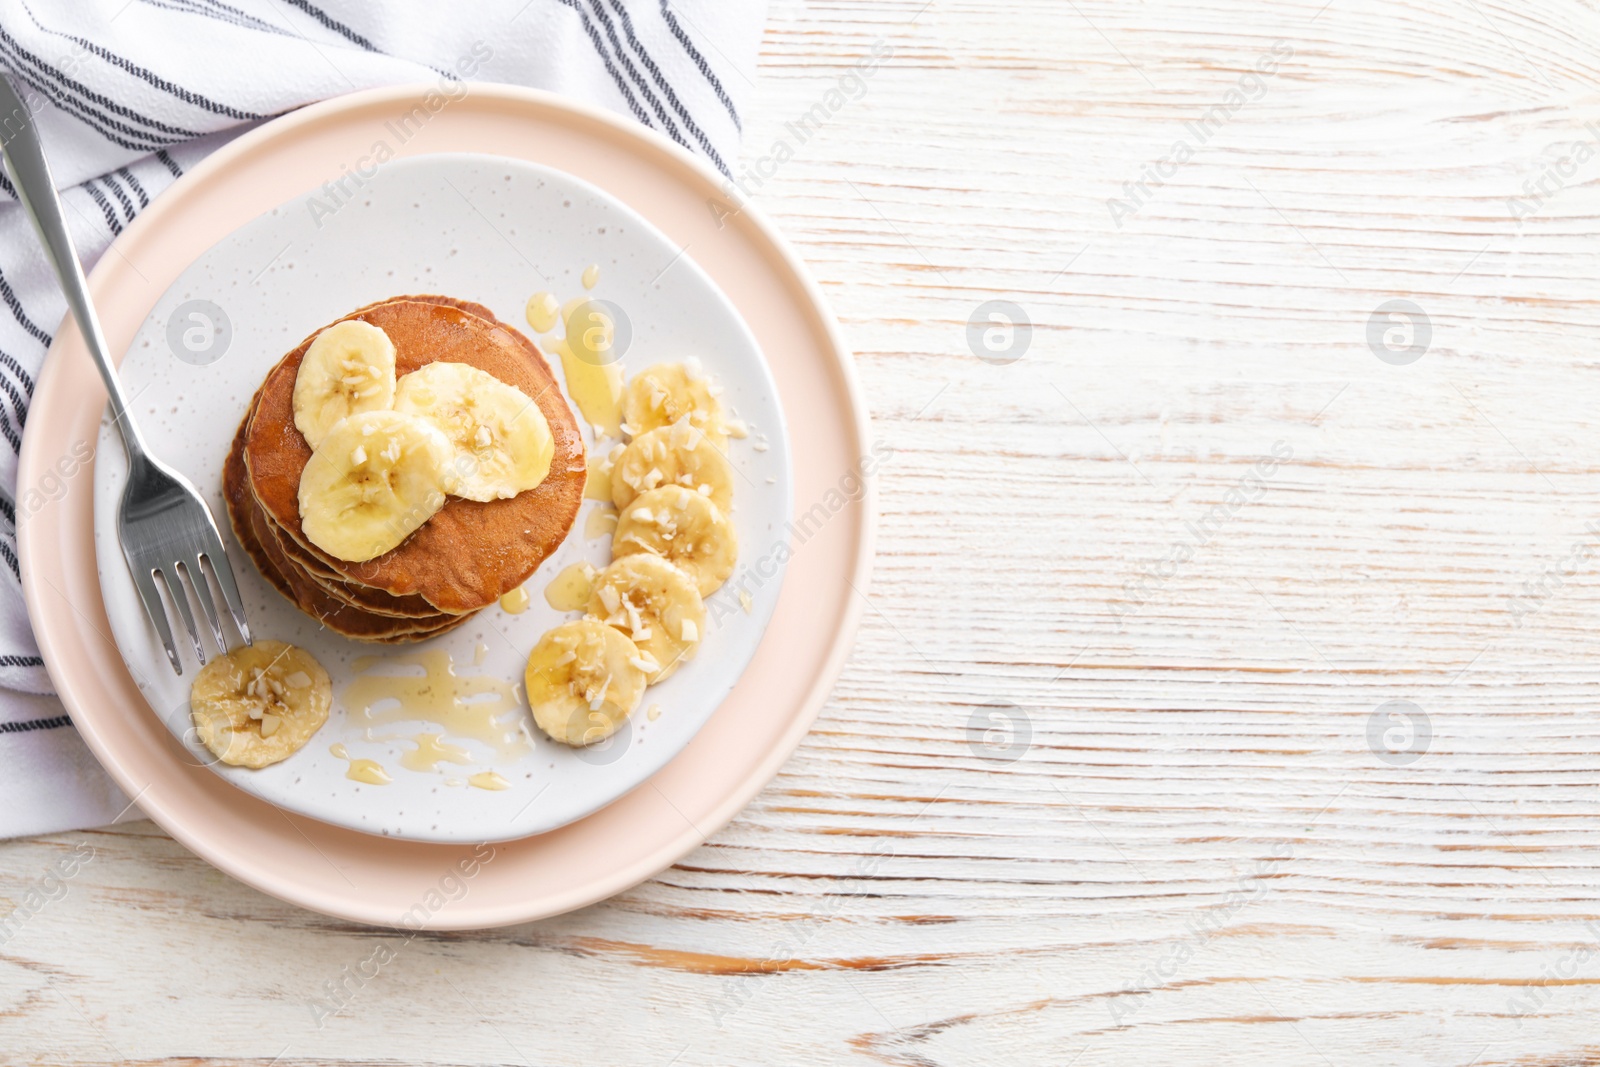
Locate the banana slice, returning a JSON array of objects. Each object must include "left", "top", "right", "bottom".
[
  {"left": 298, "top": 410, "right": 454, "bottom": 562},
  {"left": 612, "top": 485, "right": 737, "bottom": 596},
  {"left": 611, "top": 418, "right": 735, "bottom": 514},
  {"left": 524, "top": 619, "right": 649, "bottom": 746},
  {"left": 587, "top": 554, "right": 706, "bottom": 682},
  {"left": 190, "top": 640, "right": 332, "bottom": 768},
  {"left": 392, "top": 361, "right": 554, "bottom": 502},
  {"left": 622, "top": 362, "right": 728, "bottom": 448},
  {"left": 293, "top": 319, "right": 397, "bottom": 448}
]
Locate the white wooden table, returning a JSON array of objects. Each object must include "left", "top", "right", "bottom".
[{"left": 7, "top": 1, "right": 1600, "bottom": 1062}]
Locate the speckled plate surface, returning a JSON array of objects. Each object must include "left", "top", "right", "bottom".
[
  {"left": 90, "top": 153, "right": 792, "bottom": 843},
  {"left": 21, "top": 85, "right": 869, "bottom": 928}
]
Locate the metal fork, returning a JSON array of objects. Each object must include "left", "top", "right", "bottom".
[{"left": 0, "top": 75, "right": 250, "bottom": 674}]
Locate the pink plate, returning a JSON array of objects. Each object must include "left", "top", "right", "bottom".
[{"left": 18, "top": 84, "right": 873, "bottom": 929}]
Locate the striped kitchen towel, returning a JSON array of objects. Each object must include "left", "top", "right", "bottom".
[{"left": 0, "top": 0, "right": 764, "bottom": 838}]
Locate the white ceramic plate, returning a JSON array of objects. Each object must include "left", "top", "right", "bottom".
[{"left": 92, "top": 153, "right": 791, "bottom": 843}]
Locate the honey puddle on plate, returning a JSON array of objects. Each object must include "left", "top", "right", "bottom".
[
  {"left": 346, "top": 650, "right": 529, "bottom": 761},
  {"left": 469, "top": 771, "right": 511, "bottom": 791},
  {"left": 584, "top": 507, "right": 617, "bottom": 539},
  {"left": 529, "top": 272, "right": 624, "bottom": 438},
  {"left": 584, "top": 449, "right": 614, "bottom": 500},
  {"left": 552, "top": 297, "right": 624, "bottom": 437},
  {"left": 551, "top": 338, "right": 622, "bottom": 437},
  {"left": 499, "top": 585, "right": 531, "bottom": 614},
  {"left": 400, "top": 732, "right": 474, "bottom": 773},
  {"left": 544, "top": 561, "right": 596, "bottom": 611},
  {"left": 329, "top": 742, "right": 393, "bottom": 785},
  {"left": 525, "top": 291, "right": 561, "bottom": 334}
]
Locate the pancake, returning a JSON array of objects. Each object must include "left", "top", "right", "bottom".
[
  {"left": 252, "top": 477, "right": 451, "bottom": 619},
  {"left": 259, "top": 508, "right": 455, "bottom": 620},
  {"left": 223, "top": 417, "right": 460, "bottom": 641},
  {"left": 233, "top": 382, "right": 457, "bottom": 621},
  {"left": 245, "top": 296, "right": 585, "bottom": 614}
]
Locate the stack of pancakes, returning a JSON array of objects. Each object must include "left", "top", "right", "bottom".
[{"left": 224, "top": 295, "right": 586, "bottom": 641}]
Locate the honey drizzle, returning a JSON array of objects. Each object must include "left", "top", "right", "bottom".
[
  {"left": 584, "top": 507, "right": 617, "bottom": 539},
  {"left": 584, "top": 450, "right": 614, "bottom": 501},
  {"left": 544, "top": 562, "right": 596, "bottom": 611},
  {"left": 525, "top": 291, "right": 560, "bottom": 334},
  {"left": 329, "top": 742, "right": 393, "bottom": 785},
  {"left": 553, "top": 334, "right": 624, "bottom": 439},
  {"left": 345, "top": 650, "right": 529, "bottom": 759},
  {"left": 400, "top": 732, "right": 474, "bottom": 773}
]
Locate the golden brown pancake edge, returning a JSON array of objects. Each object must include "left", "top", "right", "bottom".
[{"left": 224, "top": 415, "right": 458, "bottom": 641}]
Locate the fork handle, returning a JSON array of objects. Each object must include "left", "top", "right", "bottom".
[{"left": 0, "top": 74, "right": 149, "bottom": 462}]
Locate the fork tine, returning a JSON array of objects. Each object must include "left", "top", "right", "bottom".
[
  {"left": 130, "top": 565, "right": 182, "bottom": 675},
  {"left": 202, "top": 546, "right": 252, "bottom": 645},
  {"left": 163, "top": 565, "right": 206, "bottom": 665},
  {"left": 188, "top": 556, "right": 229, "bottom": 655}
]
